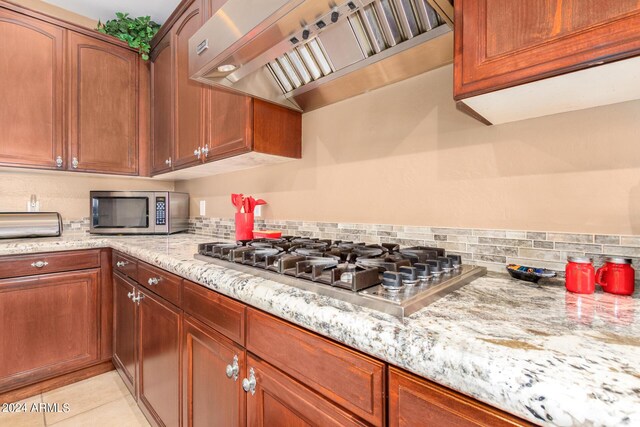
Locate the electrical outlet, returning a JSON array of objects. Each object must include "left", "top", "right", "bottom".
[
  {"left": 27, "top": 194, "right": 40, "bottom": 212},
  {"left": 254, "top": 205, "right": 263, "bottom": 217},
  {"left": 199, "top": 200, "right": 206, "bottom": 216}
]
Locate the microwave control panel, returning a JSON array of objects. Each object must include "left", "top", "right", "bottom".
[{"left": 156, "top": 197, "right": 166, "bottom": 226}]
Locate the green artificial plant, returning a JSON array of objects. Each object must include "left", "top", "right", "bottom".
[{"left": 97, "top": 12, "right": 160, "bottom": 60}]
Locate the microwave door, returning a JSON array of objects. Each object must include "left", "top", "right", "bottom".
[{"left": 91, "top": 193, "right": 156, "bottom": 233}]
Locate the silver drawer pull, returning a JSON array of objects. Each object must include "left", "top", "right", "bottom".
[
  {"left": 116, "top": 261, "right": 128, "bottom": 268},
  {"left": 147, "top": 277, "right": 160, "bottom": 286},
  {"left": 31, "top": 261, "right": 49, "bottom": 268},
  {"left": 132, "top": 292, "right": 144, "bottom": 304},
  {"left": 127, "top": 291, "right": 135, "bottom": 299},
  {"left": 242, "top": 368, "right": 256, "bottom": 395},
  {"left": 226, "top": 355, "right": 239, "bottom": 381}
]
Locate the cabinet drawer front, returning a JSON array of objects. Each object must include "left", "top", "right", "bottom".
[
  {"left": 113, "top": 252, "right": 138, "bottom": 281},
  {"left": 138, "top": 261, "right": 182, "bottom": 306},
  {"left": 183, "top": 280, "right": 245, "bottom": 345},
  {"left": 246, "top": 308, "right": 385, "bottom": 426},
  {"left": 0, "top": 250, "right": 100, "bottom": 279},
  {"left": 389, "top": 367, "right": 532, "bottom": 427}
]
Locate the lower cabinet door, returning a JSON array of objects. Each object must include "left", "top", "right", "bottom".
[
  {"left": 138, "top": 289, "right": 181, "bottom": 427},
  {"left": 245, "top": 354, "right": 368, "bottom": 427},
  {"left": 183, "top": 315, "right": 246, "bottom": 427},
  {"left": 388, "top": 367, "right": 530, "bottom": 427},
  {"left": 112, "top": 272, "right": 138, "bottom": 396},
  {"left": 0, "top": 270, "right": 100, "bottom": 392}
]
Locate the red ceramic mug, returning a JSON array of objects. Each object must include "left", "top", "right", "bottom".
[
  {"left": 565, "top": 257, "right": 595, "bottom": 294},
  {"left": 596, "top": 257, "right": 635, "bottom": 296}
]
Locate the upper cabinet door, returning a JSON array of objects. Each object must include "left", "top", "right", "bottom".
[
  {"left": 0, "top": 9, "right": 64, "bottom": 170},
  {"left": 454, "top": 0, "right": 640, "bottom": 99},
  {"left": 151, "top": 34, "right": 174, "bottom": 175},
  {"left": 205, "top": 88, "right": 253, "bottom": 161},
  {"left": 172, "top": 0, "right": 205, "bottom": 170},
  {"left": 68, "top": 31, "right": 138, "bottom": 175}
]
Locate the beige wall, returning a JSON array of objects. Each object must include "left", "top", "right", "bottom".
[
  {"left": 176, "top": 64, "right": 640, "bottom": 235},
  {"left": 7, "top": 0, "right": 97, "bottom": 28},
  {"left": 0, "top": 169, "right": 173, "bottom": 220}
]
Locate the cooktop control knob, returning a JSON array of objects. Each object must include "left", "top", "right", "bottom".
[
  {"left": 426, "top": 260, "right": 443, "bottom": 276},
  {"left": 382, "top": 271, "right": 404, "bottom": 292},
  {"left": 414, "top": 263, "right": 432, "bottom": 281},
  {"left": 438, "top": 257, "right": 454, "bottom": 272},
  {"left": 399, "top": 266, "right": 419, "bottom": 286}
]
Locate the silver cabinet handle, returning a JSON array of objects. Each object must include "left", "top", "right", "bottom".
[
  {"left": 116, "top": 261, "right": 128, "bottom": 268},
  {"left": 55, "top": 156, "right": 63, "bottom": 168},
  {"left": 194, "top": 147, "right": 202, "bottom": 159},
  {"left": 72, "top": 157, "right": 79, "bottom": 169},
  {"left": 226, "top": 355, "right": 239, "bottom": 381},
  {"left": 127, "top": 291, "right": 135, "bottom": 299},
  {"left": 31, "top": 261, "right": 49, "bottom": 268},
  {"left": 132, "top": 292, "right": 144, "bottom": 304},
  {"left": 242, "top": 368, "right": 256, "bottom": 395},
  {"left": 147, "top": 277, "right": 160, "bottom": 286},
  {"left": 202, "top": 145, "right": 209, "bottom": 158},
  {"left": 165, "top": 157, "right": 172, "bottom": 166}
]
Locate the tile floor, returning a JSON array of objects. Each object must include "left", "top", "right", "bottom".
[{"left": 0, "top": 371, "right": 149, "bottom": 427}]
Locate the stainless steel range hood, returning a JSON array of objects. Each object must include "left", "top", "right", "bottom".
[{"left": 189, "top": 0, "right": 454, "bottom": 112}]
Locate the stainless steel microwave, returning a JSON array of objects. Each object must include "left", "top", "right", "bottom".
[{"left": 90, "top": 191, "right": 189, "bottom": 235}]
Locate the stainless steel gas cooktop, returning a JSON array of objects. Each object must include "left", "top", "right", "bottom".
[{"left": 195, "top": 237, "right": 486, "bottom": 319}]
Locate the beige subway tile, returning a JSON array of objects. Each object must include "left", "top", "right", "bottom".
[
  {"left": 547, "top": 233, "right": 594, "bottom": 244},
  {"left": 477, "top": 237, "right": 533, "bottom": 248},
  {"left": 603, "top": 245, "right": 640, "bottom": 257},
  {"left": 518, "top": 248, "right": 563, "bottom": 262},
  {"left": 555, "top": 242, "right": 602, "bottom": 253},
  {"left": 472, "top": 229, "right": 506, "bottom": 238}
]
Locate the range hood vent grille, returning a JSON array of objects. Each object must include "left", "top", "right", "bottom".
[
  {"left": 266, "top": 0, "right": 444, "bottom": 95},
  {"left": 190, "top": 0, "right": 454, "bottom": 111}
]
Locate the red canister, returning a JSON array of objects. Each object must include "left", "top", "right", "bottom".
[
  {"left": 596, "top": 257, "right": 635, "bottom": 296},
  {"left": 565, "top": 257, "right": 595, "bottom": 294}
]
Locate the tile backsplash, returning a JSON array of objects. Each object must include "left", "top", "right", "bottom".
[{"left": 189, "top": 217, "right": 640, "bottom": 277}]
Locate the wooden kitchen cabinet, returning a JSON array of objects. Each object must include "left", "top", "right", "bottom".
[
  {"left": 245, "top": 354, "right": 368, "bottom": 427},
  {"left": 183, "top": 315, "right": 246, "bottom": 427},
  {"left": 172, "top": 0, "right": 206, "bottom": 171},
  {"left": 0, "top": 2, "right": 144, "bottom": 175},
  {"left": 138, "top": 288, "right": 182, "bottom": 427},
  {"left": 0, "top": 7, "right": 64, "bottom": 170},
  {"left": 0, "top": 269, "right": 100, "bottom": 393},
  {"left": 388, "top": 367, "right": 531, "bottom": 427},
  {"left": 67, "top": 31, "right": 139, "bottom": 175},
  {"left": 454, "top": 0, "right": 640, "bottom": 100},
  {"left": 151, "top": 33, "right": 174, "bottom": 175},
  {"left": 149, "top": 0, "right": 302, "bottom": 177},
  {"left": 113, "top": 272, "right": 138, "bottom": 397},
  {"left": 246, "top": 308, "right": 385, "bottom": 426}
]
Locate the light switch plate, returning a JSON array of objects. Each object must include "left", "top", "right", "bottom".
[
  {"left": 254, "top": 205, "right": 262, "bottom": 217},
  {"left": 199, "top": 200, "right": 206, "bottom": 216}
]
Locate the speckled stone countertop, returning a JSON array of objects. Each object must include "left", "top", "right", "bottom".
[{"left": 1, "top": 234, "right": 639, "bottom": 426}]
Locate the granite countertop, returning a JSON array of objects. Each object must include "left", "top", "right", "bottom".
[{"left": 1, "top": 233, "right": 638, "bottom": 426}]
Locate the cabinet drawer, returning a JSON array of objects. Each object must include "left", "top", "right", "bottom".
[
  {"left": 183, "top": 280, "right": 245, "bottom": 345},
  {"left": 113, "top": 252, "right": 138, "bottom": 281},
  {"left": 246, "top": 308, "right": 385, "bottom": 426},
  {"left": 389, "top": 367, "right": 532, "bottom": 427},
  {"left": 138, "top": 261, "right": 182, "bottom": 306},
  {"left": 0, "top": 250, "right": 100, "bottom": 279}
]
